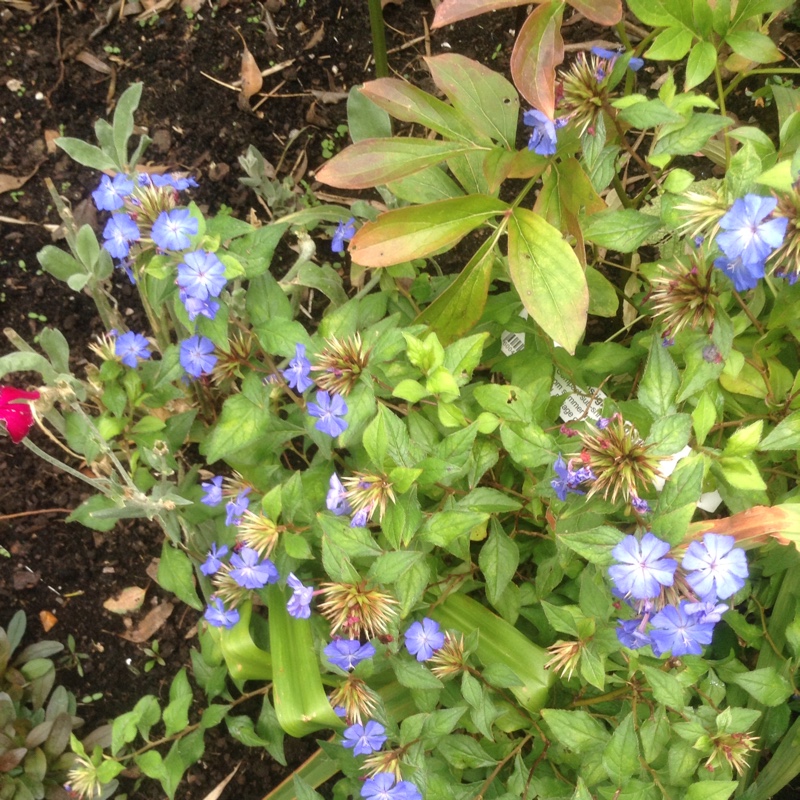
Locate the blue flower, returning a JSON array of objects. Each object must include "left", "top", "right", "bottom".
[
  {"left": 225, "top": 488, "right": 251, "bottom": 526},
  {"left": 282, "top": 343, "right": 314, "bottom": 393},
  {"left": 591, "top": 47, "right": 643, "bottom": 72},
  {"left": 102, "top": 213, "right": 140, "bottom": 259},
  {"left": 713, "top": 255, "right": 765, "bottom": 292},
  {"left": 616, "top": 618, "right": 651, "bottom": 650},
  {"left": 149, "top": 173, "right": 199, "bottom": 191},
  {"left": 523, "top": 109, "right": 557, "bottom": 156},
  {"left": 682, "top": 533, "right": 748, "bottom": 600},
  {"left": 201, "top": 475, "right": 224, "bottom": 506},
  {"left": 200, "top": 543, "right": 229, "bottom": 576},
  {"left": 324, "top": 639, "right": 376, "bottom": 671},
  {"left": 307, "top": 391, "right": 349, "bottom": 437},
  {"left": 204, "top": 597, "right": 240, "bottom": 629},
  {"left": 630, "top": 494, "right": 650, "bottom": 514},
  {"left": 180, "top": 335, "right": 217, "bottom": 377},
  {"left": 361, "top": 773, "right": 422, "bottom": 800},
  {"left": 229, "top": 546, "right": 279, "bottom": 589},
  {"left": 115, "top": 331, "right": 151, "bottom": 368},
  {"left": 177, "top": 250, "right": 227, "bottom": 300},
  {"left": 350, "top": 507, "right": 370, "bottom": 528},
  {"left": 608, "top": 532, "right": 677, "bottom": 600},
  {"left": 151, "top": 208, "right": 199, "bottom": 251},
  {"left": 326, "top": 473, "right": 351, "bottom": 516},
  {"left": 716, "top": 194, "right": 788, "bottom": 268},
  {"left": 649, "top": 601, "right": 716, "bottom": 657},
  {"left": 182, "top": 293, "right": 220, "bottom": 322},
  {"left": 683, "top": 599, "right": 729, "bottom": 624},
  {"left": 332, "top": 218, "right": 356, "bottom": 253},
  {"left": 92, "top": 173, "right": 134, "bottom": 211},
  {"left": 404, "top": 617, "right": 445, "bottom": 662},
  {"left": 342, "top": 720, "right": 387, "bottom": 756},
  {"left": 550, "top": 454, "right": 595, "bottom": 501},
  {"left": 286, "top": 573, "right": 314, "bottom": 619}
]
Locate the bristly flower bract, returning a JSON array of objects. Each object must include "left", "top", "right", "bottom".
[
  {"left": 342, "top": 471, "right": 396, "bottom": 524},
  {"left": 236, "top": 509, "right": 280, "bottom": 558},
  {"left": 429, "top": 632, "right": 468, "bottom": 680},
  {"left": 328, "top": 674, "right": 379, "bottom": 726},
  {"left": 318, "top": 582, "right": 399, "bottom": 640},
  {"left": 312, "top": 333, "right": 371, "bottom": 397},
  {"left": 580, "top": 413, "right": 664, "bottom": 504}
]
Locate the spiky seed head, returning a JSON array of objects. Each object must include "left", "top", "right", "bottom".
[
  {"left": 672, "top": 189, "right": 727, "bottom": 241},
  {"left": 318, "top": 582, "right": 398, "bottom": 640},
  {"left": 328, "top": 675, "right": 379, "bottom": 727},
  {"left": 648, "top": 255, "right": 719, "bottom": 338},
  {"left": 557, "top": 52, "right": 612, "bottom": 135},
  {"left": 580, "top": 414, "right": 664, "bottom": 504},
  {"left": 211, "top": 565, "right": 251, "bottom": 607},
  {"left": 429, "top": 633, "right": 467, "bottom": 680},
  {"left": 311, "top": 334, "right": 371, "bottom": 396},
  {"left": 65, "top": 755, "right": 105, "bottom": 800},
  {"left": 544, "top": 639, "right": 583, "bottom": 681},
  {"left": 769, "top": 192, "right": 800, "bottom": 283},
  {"left": 705, "top": 731, "right": 759, "bottom": 776},
  {"left": 236, "top": 510, "right": 280, "bottom": 559},
  {"left": 360, "top": 749, "right": 405, "bottom": 780},
  {"left": 88, "top": 330, "right": 118, "bottom": 363},
  {"left": 211, "top": 330, "right": 257, "bottom": 384},
  {"left": 342, "top": 472, "right": 396, "bottom": 523}
]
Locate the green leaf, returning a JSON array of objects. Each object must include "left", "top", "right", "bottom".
[
  {"left": 437, "top": 734, "right": 497, "bottom": 769},
  {"left": 392, "top": 657, "right": 444, "bottom": 690},
  {"left": 582, "top": 209, "right": 662, "bottom": 253},
  {"left": 541, "top": 708, "right": 609, "bottom": 753},
  {"left": 163, "top": 669, "right": 192, "bottom": 737},
  {"left": 640, "top": 665, "right": 688, "bottom": 708},
  {"left": 387, "top": 165, "right": 465, "bottom": 204},
  {"left": 474, "top": 384, "right": 533, "bottom": 422},
  {"left": 201, "top": 391, "right": 271, "bottom": 464},
  {"left": 425, "top": 53, "right": 520, "bottom": 148},
  {"left": 760, "top": 411, "right": 800, "bottom": 450},
  {"left": 369, "top": 550, "right": 426, "bottom": 584},
  {"left": 685, "top": 782, "right": 737, "bottom": 800},
  {"left": 507, "top": 207, "right": 588, "bottom": 354},
  {"left": 254, "top": 318, "right": 313, "bottom": 358},
  {"left": 586, "top": 266, "right": 619, "bottom": 317},
  {"left": 714, "top": 456, "right": 768, "bottom": 492},
  {"left": 315, "top": 138, "right": 475, "bottom": 189},
  {"left": 36, "top": 245, "right": 85, "bottom": 283},
  {"left": 646, "top": 413, "right": 692, "bottom": 456},
  {"left": 349, "top": 195, "right": 507, "bottom": 267},
  {"left": 479, "top": 524, "right": 520, "bottom": 606},
  {"left": 732, "top": 667, "right": 793, "bottom": 706},
  {"left": 638, "top": 335, "right": 680, "bottom": 417},
  {"left": 55, "top": 137, "right": 119, "bottom": 171},
  {"left": 602, "top": 712, "right": 640, "bottom": 784},
  {"left": 645, "top": 27, "right": 694, "bottom": 61},
  {"left": 558, "top": 526, "right": 624, "bottom": 566},
  {"left": 726, "top": 31, "right": 782, "bottom": 64},
  {"left": 685, "top": 41, "right": 718, "bottom": 90},
  {"left": 653, "top": 114, "right": 733, "bottom": 157},
  {"left": 157, "top": 541, "right": 203, "bottom": 611},
  {"left": 112, "top": 83, "right": 143, "bottom": 166},
  {"left": 362, "top": 404, "right": 414, "bottom": 467},
  {"left": 723, "top": 420, "right": 763, "bottom": 457},
  {"left": 293, "top": 775, "right": 326, "bottom": 800},
  {"left": 421, "top": 510, "right": 488, "bottom": 549},
  {"left": 347, "top": 85, "right": 392, "bottom": 142},
  {"left": 616, "top": 97, "right": 685, "bottom": 128}
]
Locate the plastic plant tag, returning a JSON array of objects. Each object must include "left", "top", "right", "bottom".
[
  {"left": 551, "top": 369, "right": 606, "bottom": 423},
  {"left": 652, "top": 445, "right": 723, "bottom": 512}
]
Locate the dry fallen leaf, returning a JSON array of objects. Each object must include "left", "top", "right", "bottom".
[
  {"left": 44, "top": 129, "right": 60, "bottom": 154},
  {"left": 303, "top": 23, "right": 325, "bottom": 51},
  {"left": 120, "top": 601, "right": 174, "bottom": 643},
  {"left": 13, "top": 570, "right": 40, "bottom": 590},
  {"left": 0, "top": 168, "right": 36, "bottom": 195},
  {"left": 235, "top": 28, "right": 263, "bottom": 107},
  {"left": 201, "top": 761, "right": 242, "bottom": 800},
  {"left": 39, "top": 610, "right": 58, "bottom": 632},
  {"left": 103, "top": 585, "right": 146, "bottom": 614}
]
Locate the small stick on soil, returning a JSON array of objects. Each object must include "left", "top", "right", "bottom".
[{"left": 0, "top": 508, "right": 73, "bottom": 521}]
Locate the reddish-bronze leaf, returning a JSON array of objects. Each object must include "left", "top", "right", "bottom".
[
  {"left": 432, "top": 0, "right": 539, "bottom": 28},
  {"left": 511, "top": 0, "right": 564, "bottom": 118},
  {"left": 568, "top": 0, "right": 622, "bottom": 25}
]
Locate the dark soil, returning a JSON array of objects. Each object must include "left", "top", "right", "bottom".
[{"left": 2, "top": 1, "right": 797, "bottom": 798}]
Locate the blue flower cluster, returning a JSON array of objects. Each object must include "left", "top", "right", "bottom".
[
  {"left": 610, "top": 532, "right": 748, "bottom": 656},
  {"left": 360, "top": 773, "right": 422, "bottom": 800},
  {"left": 551, "top": 453, "right": 596, "bottom": 502},
  {"left": 713, "top": 194, "right": 788, "bottom": 291}
]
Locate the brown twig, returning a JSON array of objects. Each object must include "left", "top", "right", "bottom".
[{"left": 0, "top": 508, "right": 73, "bottom": 522}]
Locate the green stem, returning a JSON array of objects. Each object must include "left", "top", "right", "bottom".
[
  {"left": 367, "top": 0, "right": 389, "bottom": 78},
  {"left": 714, "top": 61, "right": 732, "bottom": 169},
  {"left": 21, "top": 438, "right": 109, "bottom": 491},
  {"left": 724, "top": 68, "right": 800, "bottom": 100}
]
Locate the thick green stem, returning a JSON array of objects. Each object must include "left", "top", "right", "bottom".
[{"left": 367, "top": 0, "right": 389, "bottom": 78}]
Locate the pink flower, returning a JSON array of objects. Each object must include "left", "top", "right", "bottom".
[{"left": 0, "top": 387, "right": 39, "bottom": 443}]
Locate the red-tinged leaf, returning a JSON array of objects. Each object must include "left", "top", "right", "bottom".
[
  {"left": 432, "top": 0, "right": 539, "bottom": 28},
  {"left": 424, "top": 54, "right": 520, "bottom": 148},
  {"left": 416, "top": 227, "right": 502, "bottom": 343},
  {"left": 507, "top": 207, "right": 587, "bottom": 353},
  {"left": 359, "top": 79, "right": 481, "bottom": 143},
  {"left": 483, "top": 148, "right": 517, "bottom": 194},
  {"left": 315, "top": 138, "right": 474, "bottom": 189},
  {"left": 349, "top": 195, "right": 508, "bottom": 267},
  {"left": 511, "top": 0, "right": 564, "bottom": 117},
  {"left": 567, "top": 0, "right": 621, "bottom": 25},
  {"left": 505, "top": 148, "right": 550, "bottom": 179}
]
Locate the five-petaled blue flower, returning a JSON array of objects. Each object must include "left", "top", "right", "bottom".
[
  {"left": 180, "top": 335, "right": 217, "bottom": 378},
  {"left": 201, "top": 475, "right": 224, "bottom": 506},
  {"left": 102, "top": 213, "right": 140, "bottom": 259},
  {"left": 649, "top": 601, "right": 716, "bottom": 657},
  {"left": 286, "top": 573, "right": 314, "bottom": 619},
  {"left": 551, "top": 454, "right": 595, "bottom": 501},
  {"left": 523, "top": 109, "right": 558, "bottom": 156},
  {"left": 148, "top": 173, "right": 199, "bottom": 191},
  {"left": 282, "top": 343, "right": 314, "bottom": 393},
  {"left": 342, "top": 720, "right": 387, "bottom": 756},
  {"left": 713, "top": 255, "right": 765, "bottom": 292},
  {"left": 182, "top": 293, "right": 220, "bottom": 323},
  {"left": 229, "top": 546, "right": 279, "bottom": 589},
  {"left": 115, "top": 331, "right": 151, "bottom": 368},
  {"left": 324, "top": 639, "right": 376, "bottom": 671},
  {"left": 608, "top": 532, "right": 677, "bottom": 600},
  {"left": 92, "top": 173, "right": 134, "bottom": 211},
  {"left": 151, "top": 208, "right": 199, "bottom": 251},
  {"left": 204, "top": 597, "right": 240, "bottom": 629},
  {"left": 200, "top": 543, "right": 229, "bottom": 576},
  {"left": 225, "top": 488, "right": 251, "bottom": 526},
  {"left": 404, "top": 617, "right": 445, "bottom": 662},
  {"left": 616, "top": 618, "right": 651, "bottom": 650},
  {"left": 360, "top": 773, "right": 422, "bottom": 800},
  {"left": 326, "top": 473, "right": 351, "bottom": 516},
  {"left": 308, "top": 390, "right": 349, "bottom": 437},
  {"left": 177, "top": 249, "right": 227, "bottom": 300},
  {"left": 332, "top": 218, "right": 356, "bottom": 253},
  {"left": 682, "top": 533, "right": 748, "bottom": 600},
  {"left": 716, "top": 194, "right": 788, "bottom": 269}
]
